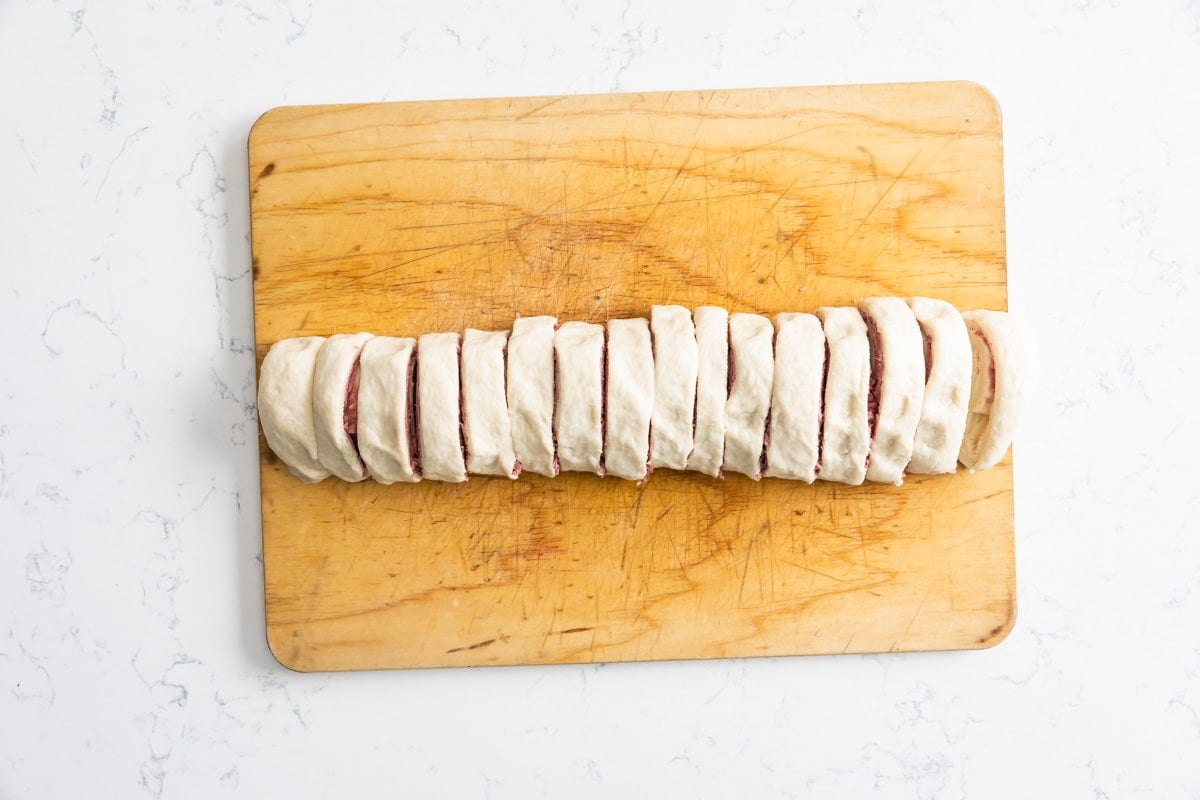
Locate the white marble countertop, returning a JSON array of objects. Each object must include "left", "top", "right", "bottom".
[{"left": 3, "top": 1, "right": 1198, "bottom": 797}]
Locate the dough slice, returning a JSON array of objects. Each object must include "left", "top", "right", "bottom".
[
  {"left": 860, "top": 297, "right": 926, "bottom": 485},
  {"left": 906, "top": 297, "right": 971, "bottom": 474},
  {"left": 507, "top": 315, "right": 558, "bottom": 477},
  {"left": 816, "top": 307, "right": 870, "bottom": 485},
  {"left": 605, "top": 317, "right": 654, "bottom": 481},
  {"left": 356, "top": 336, "right": 420, "bottom": 484},
  {"left": 764, "top": 313, "right": 823, "bottom": 482},
  {"left": 959, "top": 310, "right": 1031, "bottom": 471},
  {"left": 417, "top": 332, "right": 467, "bottom": 483},
  {"left": 723, "top": 312, "right": 774, "bottom": 479},
  {"left": 554, "top": 321, "right": 604, "bottom": 475},
  {"left": 649, "top": 305, "right": 698, "bottom": 470},
  {"left": 688, "top": 306, "right": 729, "bottom": 477},
  {"left": 313, "top": 332, "right": 373, "bottom": 482},
  {"left": 258, "top": 336, "right": 330, "bottom": 484},
  {"left": 462, "top": 328, "right": 519, "bottom": 478}
]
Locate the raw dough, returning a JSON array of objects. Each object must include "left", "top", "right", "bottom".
[
  {"left": 648, "top": 305, "right": 698, "bottom": 470},
  {"left": 507, "top": 315, "right": 558, "bottom": 476},
  {"left": 605, "top": 317, "right": 654, "bottom": 480},
  {"left": 417, "top": 332, "right": 468, "bottom": 483},
  {"left": 816, "top": 307, "right": 870, "bottom": 485},
  {"left": 688, "top": 306, "right": 729, "bottom": 477},
  {"left": 554, "top": 321, "right": 605, "bottom": 475},
  {"left": 958, "top": 309, "right": 1031, "bottom": 471},
  {"left": 356, "top": 336, "right": 420, "bottom": 484},
  {"left": 764, "top": 313, "right": 823, "bottom": 482},
  {"left": 724, "top": 312, "right": 774, "bottom": 479},
  {"left": 906, "top": 297, "right": 971, "bottom": 474},
  {"left": 258, "top": 336, "right": 330, "bottom": 484},
  {"left": 462, "top": 328, "right": 519, "bottom": 478}
]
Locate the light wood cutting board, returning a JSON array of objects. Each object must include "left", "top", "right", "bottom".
[{"left": 249, "top": 81, "right": 1013, "bottom": 672}]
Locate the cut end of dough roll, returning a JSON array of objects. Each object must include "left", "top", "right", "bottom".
[
  {"left": 958, "top": 309, "right": 1032, "bottom": 471},
  {"left": 258, "top": 336, "right": 331, "bottom": 484}
]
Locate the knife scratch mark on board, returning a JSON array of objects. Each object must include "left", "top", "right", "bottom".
[
  {"left": 514, "top": 96, "right": 565, "bottom": 121},
  {"left": 903, "top": 588, "right": 932, "bottom": 636},
  {"left": 446, "top": 637, "right": 496, "bottom": 654},
  {"left": 845, "top": 147, "right": 925, "bottom": 243}
]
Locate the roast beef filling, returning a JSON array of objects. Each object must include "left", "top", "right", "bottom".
[
  {"left": 500, "top": 341, "right": 522, "bottom": 478},
  {"left": 718, "top": 331, "right": 732, "bottom": 478},
  {"left": 726, "top": 334, "right": 735, "bottom": 394},
  {"left": 861, "top": 311, "right": 883, "bottom": 470},
  {"left": 343, "top": 356, "right": 361, "bottom": 437},
  {"left": 862, "top": 311, "right": 883, "bottom": 438},
  {"left": 815, "top": 340, "right": 829, "bottom": 476},
  {"left": 922, "top": 325, "right": 933, "bottom": 385},
  {"left": 760, "top": 327, "right": 776, "bottom": 475},
  {"left": 597, "top": 334, "right": 608, "bottom": 477},
  {"left": 969, "top": 328, "right": 997, "bottom": 412},
  {"left": 760, "top": 424, "right": 771, "bottom": 474},
  {"left": 961, "top": 325, "right": 999, "bottom": 463},
  {"left": 456, "top": 335, "right": 469, "bottom": 468},
  {"left": 688, "top": 376, "right": 699, "bottom": 468},
  {"left": 645, "top": 325, "right": 655, "bottom": 476},
  {"left": 551, "top": 323, "right": 561, "bottom": 476},
  {"left": 407, "top": 349, "right": 422, "bottom": 475},
  {"left": 341, "top": 351, "right": 367, "bottom": 473}
]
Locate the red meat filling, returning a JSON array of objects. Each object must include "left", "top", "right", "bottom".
[
  {"left": 343, "top": 356, "right": 361, "bottom": 436},
  {"left": 645, "top": 324, "right": 655, "bottom": 476},
  {"left": 760, "top": 326, "right": 777, "bottom": 475},
  {"left": 862, "top": 311, "right": 883, "bottom": 439},
  {"left": 922, "top": 326, "right": 933, "bottom": 384},
  {"left": 861, "top": 311, "right": 883, "bottom": 470},
  {"left": 597, "top": 334, "right": 608, "bottom": 477},
  {"left": 815, "top": 340, "right": 829, "bottom": 477},
  {"left": 726, "top": 333, "right": 735, "bottom": 394},
  {"left": 973, "top": 329, "right": 997, "bottom": 406},
  {"left": 407, "top": 349, "right": 422, "bottom": 476},
  {"left": 456, "top": 336, "right": 469, "bottom": 468},
  {"left": 501, "top": 340, "right": 521, "bottom": 478},
  {"left": 551, "top": 323, "right": 561, "bottom": 476}
]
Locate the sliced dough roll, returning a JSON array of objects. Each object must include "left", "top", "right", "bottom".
[
  {"left": 554, "top": 321, "right": 605, "bottom": 475},
  {"left": 649, "top": 305, "right": 698, "bottom": 471},
  {"left": 258, "top": 336, "right": 330, "bottom": 484},
  {"left": 356, "top": 336, "right": 420, "bottom": 484},
  {"left": 860, "top": 297, "right": 926, "bottom": 485},
  {"left": 417, "top": 332, "right": 467, "bottom": 483},
  {"left": 816, "top": 307, "right": 870, "bottom": 485},
  {"left": 313, "top": 332, "right": 373, "bottom": 482},
  {"left": 724, "top": 312, "right": 774, "bottom": 479},
  {"left": 605, "top": 317, "right": 654, "bottom": 481},
  {"left": 507, "top": 315, "right": 559, "bottom": 477},
  {"left": 959, "top": 309, "right": 1031, "bottom": 471},
  {"left": 906, "top": 297, "right": 971, "bottom": 474},
  {"left": 689, "top": 306, "right": 729, "bottom": 477},
  {"left": 462, "top": 328, "right": 519, "bottom": 478},
  {"left": 764, "top": 313, "right": 823, "bottom": 482}
]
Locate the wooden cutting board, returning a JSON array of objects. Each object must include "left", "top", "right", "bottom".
[{"left": 249, "top": 81, "right": 1013, "bottom": 672}]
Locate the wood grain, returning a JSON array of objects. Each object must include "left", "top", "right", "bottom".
[{"left": 249, "top": 81, "right": 1013, "bottom": 671}]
